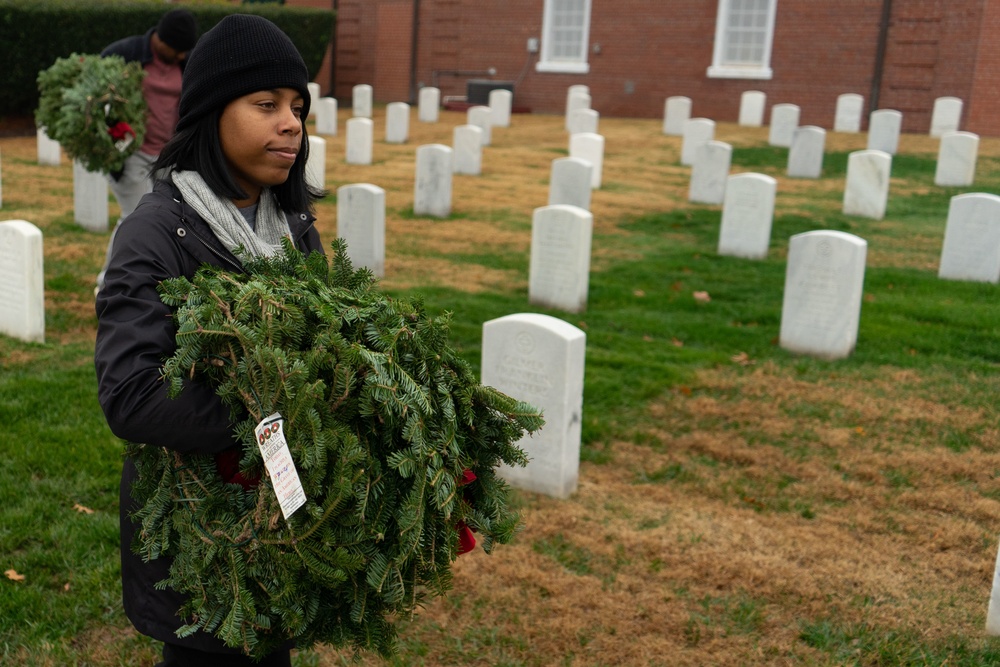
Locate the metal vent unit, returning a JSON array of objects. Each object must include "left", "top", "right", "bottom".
[{"left": 466, "top": 80, "right": 515, "bottom": 106}]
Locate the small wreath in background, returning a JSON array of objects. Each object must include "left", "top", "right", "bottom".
[{"left": 36, "top": 53, "right": 147, "bottom": 174}]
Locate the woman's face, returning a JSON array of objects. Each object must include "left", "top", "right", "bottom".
[{"left": 218, "top": 88, "right": 305, "bottom": 206}]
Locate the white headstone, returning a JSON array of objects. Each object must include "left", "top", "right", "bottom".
[
  {"left": 548, "top": 157, "right": 593, "bottom": 211},
  {"left": 0, "top": 220, "right": 44, "bottom": 343},
  {"left": 337, "top": 183, "right": 385, "bottom": 278},
  {"left": 566, "top": 85, "right": 589, "bottom": 107},
  {"left": 787, "top": 125, "right": 826, "bottom": 179},
  {"left": 843, "top": 149, "right": 891, "bottom": 220},
  {"left": 739, "top": 90, "right": 766, "bottom": 127},
  {"left": 315, "top": 97, "right": 337, "bottom": 136},
  {"left": 663, "top": 96, "right": 692, "bottom": 136},
  {"left": 345, "top": 117, "right": 374, "bottom": 165},
  {"left": 938, "top": 193, "right": 1000, "bottom": 283},
  {"left": 717, "top": 173, "right": 777, "bottom": 260},
  {"left": 467, "top": 106, "right": 492, "bottom": 146},
  {"left": 481, "top": 313, "right": 586, "bottom": 499},
  {"left": 352, "top": 84, "right": 373, "bottom": 118},
  {"left": 73, "top": 160, "right": 108, "bottom": 232},
  {"left": 834, "top": 93, "right": 864, "bottom": 133},
  {"left": 768, "top": 103, "right": 800, "bottom": 148},
  {"left": 413, "top": 144, "right": 453, "bottom": 218},
  {"left": 688, "top": 140, "right": 732, "bottom": 205},
  {"left": 307, "top": 82, "right": 320, "bottom": 107},
  {"left": 385, "top": 102, "right": 410, "bottom": 144},
  {"left": 529, "top": 204, "right": 593, "bottom": 313},
  {"left": 489, "top": 88, "right": 513, "bottom": 128},
  {"left": 934, "top": 131, "right": 978, "bottom": 187},
  {"left": 680, "top": 118, "right": 715, "bottom": 166},
  {"left": 985, "top": 537, "right": 1000, "bottom": 635},
  {"left": 569, "top": 108, "right": 599, "bottom": 136},
  {"left": 568, "top": 132, "right": 604, "bottom": 189},
  {"left": 779, "top": 230, "right": 868, "bottom": 360},
  {"left": 418, "top": 87, "right": 440, "bottom": 123},
  {"left": 565, "top": 91, "right": 591, "bottom": 131},
  {"left": 36, "top": 127, "right": 60, "bottom": 166},
  {"left": 930, "top": 96, "right": 963, "bottom": 137},
  {"left": 452, "top": 125, "right": 484, "bottom": 175},
  {"left": 867, "top": 109, "right": 902, "bottom": 154},
  {"left": 305, "top": 136, "right": 326, "bottom": 190},
  {"left": 0, "top": 148, "right": 3, "bottom": 209}
]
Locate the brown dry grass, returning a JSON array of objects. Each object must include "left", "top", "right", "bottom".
[{"left": 5, "top": 109, "right": 1000, "bottom": 666}]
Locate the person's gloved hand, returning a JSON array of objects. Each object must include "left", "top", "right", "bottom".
[{"left": 214, "top": 447, "right": 260, "bottom": 490}]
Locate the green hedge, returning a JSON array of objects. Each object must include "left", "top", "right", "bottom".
[{"left": 0, "top": 0, "right": 335, "bottom": 118}]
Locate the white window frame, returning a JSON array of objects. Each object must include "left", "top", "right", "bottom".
[
  {"left": 707, "top": 0, "right": 777, "bottom": 80},
  {"left": 536, "top": 0, "right": 592, "bottom": 74}
]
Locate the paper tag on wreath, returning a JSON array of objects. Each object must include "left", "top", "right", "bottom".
[{"left": 255, "top": 412, "right": 306, "bottom": 520}]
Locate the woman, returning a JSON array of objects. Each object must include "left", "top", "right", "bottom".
[{"left": 94, "top": 14, "right": 324, "bottom": 666}]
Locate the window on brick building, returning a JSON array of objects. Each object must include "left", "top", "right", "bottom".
[
  {"left": 536, "top": 0, "right": 592, "bottom": 74},
  {"left": 708, "top": 0, "right": 777, "bottom": 79}
]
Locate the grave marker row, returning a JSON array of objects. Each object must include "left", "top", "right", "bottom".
[{"left": 667, "top": 91, "right": 961, "bottom": 139}]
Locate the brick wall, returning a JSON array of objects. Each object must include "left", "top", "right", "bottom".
[
  {"left": 300, "top": 0, "right": 999, "bottom": 136},
  {"left": 281, "top": 0, "right": 336, "bottom": 96},
  {"left": 968, "top": 0, "right": 1000, "bottom": 136}
]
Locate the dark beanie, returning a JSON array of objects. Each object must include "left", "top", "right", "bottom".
[
  {"left": 156, "top": 8, "right": 198, "bottom": 53},
  {"left": 176, "top": 14, "right": 311, "bottom": 131}
]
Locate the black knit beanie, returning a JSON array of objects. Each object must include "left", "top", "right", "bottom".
[
  {"left": 176, "top": 14, "right": 311, "bottom": 132},
  {"left": 156, "top": 8, "right": 198, "bottom": 53}
]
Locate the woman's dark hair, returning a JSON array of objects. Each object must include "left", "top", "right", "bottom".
[{"left": 153, "top": 109, "right": 324, "bottom": 213}]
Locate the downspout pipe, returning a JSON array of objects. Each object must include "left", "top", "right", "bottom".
[
  {"left": 409, "top": 0, "right": 421, "bottom": 105},
  {"left": 870, "top": 0, "right": 892, "bottom": 115},
  {"left": 329, "top": 0, "right": 338, "bottom": 99}
]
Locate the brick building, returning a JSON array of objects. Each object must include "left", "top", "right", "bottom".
[{"left": 286, "top": 0, "right": 1000, "bottom": 136}]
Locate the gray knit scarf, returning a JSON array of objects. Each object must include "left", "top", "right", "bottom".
[{"left": 172, "top": 170, "right": 292, "bottom": 259}]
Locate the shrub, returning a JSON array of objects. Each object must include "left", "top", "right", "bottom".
[{"left": 0, "top": 0, "right": 334, "bottom": 118}]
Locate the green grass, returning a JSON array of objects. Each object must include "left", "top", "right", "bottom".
[
  {"left": 799, "top": 619, "right": 1000, "bottom": 666},
  {"left": 4, "top": 121, "right": 1000, "bottom": 665},
  {"left": 0, "top": 345, "right": 129, "bottom": 658}
]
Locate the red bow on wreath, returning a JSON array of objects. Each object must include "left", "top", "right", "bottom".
[
  {"left": 456, "top": 468, "right": 478, "bottom": 555},
  {"left": 107, "top": 121, "right": 135, "bottom": 141}
]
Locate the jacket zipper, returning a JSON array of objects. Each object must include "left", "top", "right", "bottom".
[{"left": 182, "top": 219, "right": 245, "bottom": 272}]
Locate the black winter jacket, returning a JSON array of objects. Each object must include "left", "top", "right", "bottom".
[
  {"left": 94, "top": 179, "right": 322, "bottom": 653},
  {"left": 101, "top": 28, "right": 188, "bottom": 72}
]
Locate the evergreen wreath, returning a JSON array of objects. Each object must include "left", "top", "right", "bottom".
[
  {"left": 36, "top": 53, "right": 146, "bottom": 174},
  {"left": 127, "top": 239, "right": 543, "bottom": 659}
]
